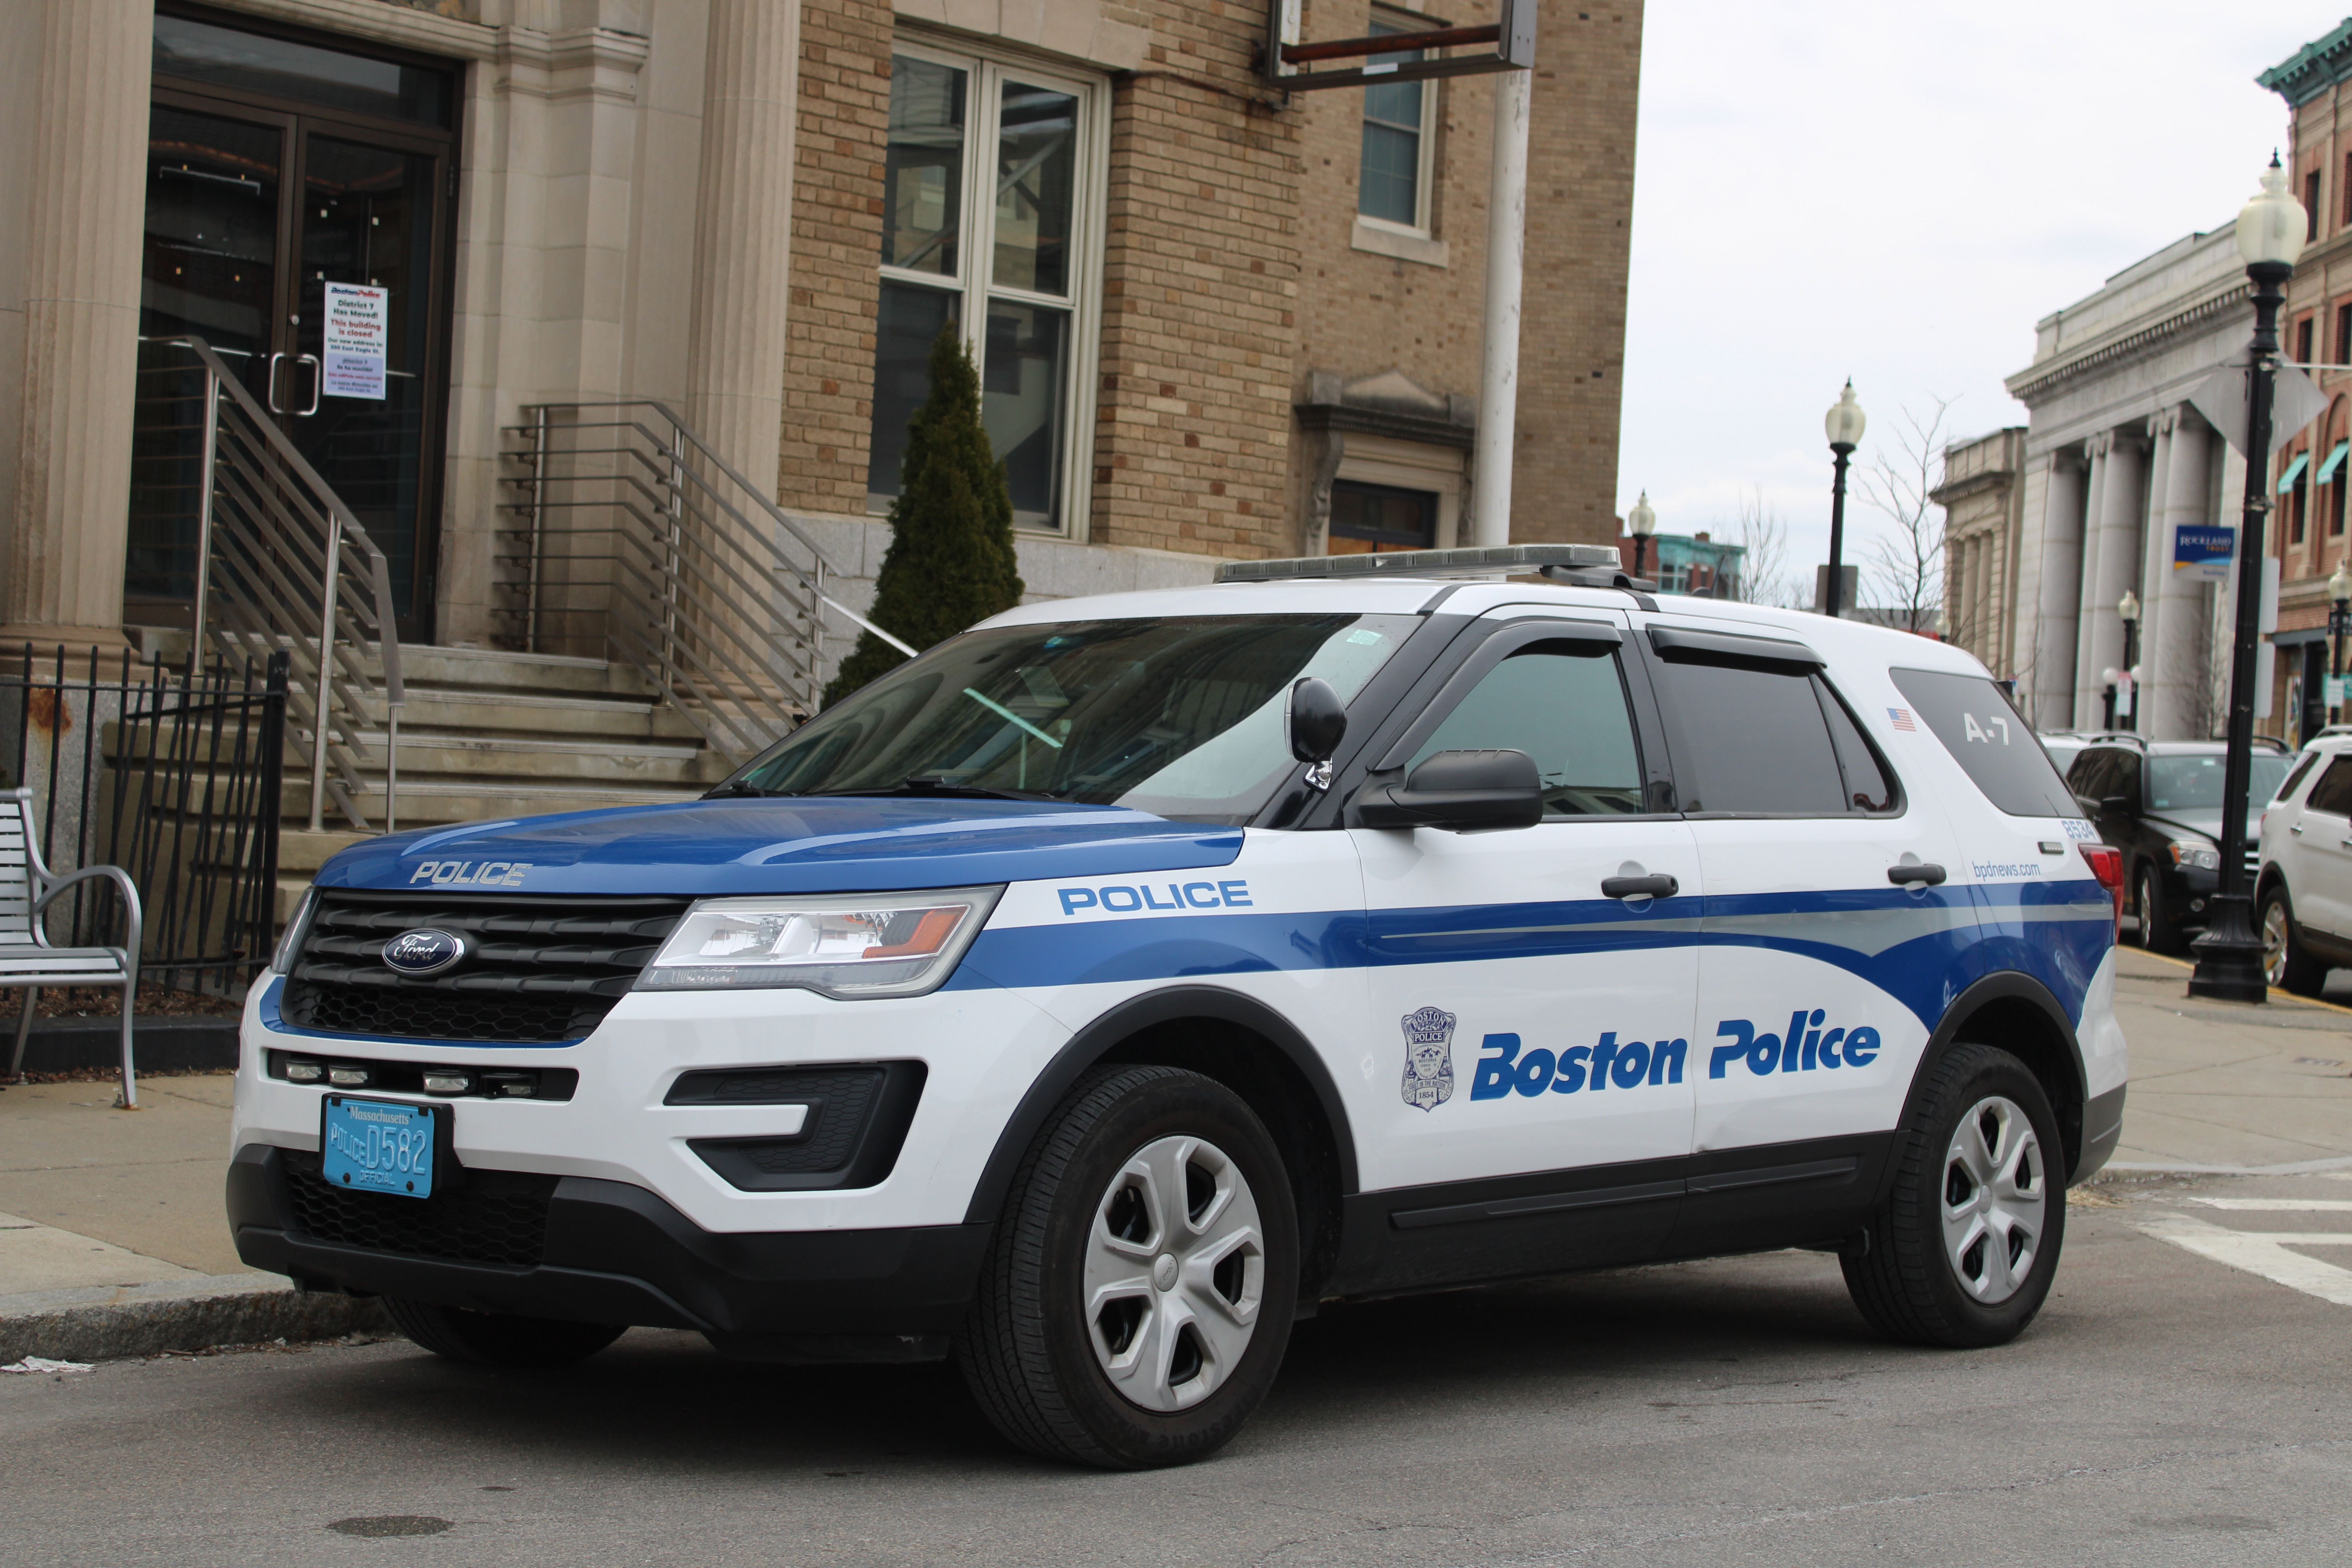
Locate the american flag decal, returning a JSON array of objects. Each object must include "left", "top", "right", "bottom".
[{"left": 1889, "top": 707, "right": 1916, "bottom": 731}]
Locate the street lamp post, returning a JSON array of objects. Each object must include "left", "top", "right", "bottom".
[
  {"left": 2190, "top": 156, "right": 2308, "bottom": 1003},
  {"left": 2331, "top": 562, "right": 2351, "bottom": 726},
  {"left": 1823, "top": 381, "right": 1866, "bottom": 617},
  {"left": 2118, "top": 589, "right": 2141, "bottom": 733},
  {"left": 1628, "top": 490, "right": 1656, "bottom": 581}
]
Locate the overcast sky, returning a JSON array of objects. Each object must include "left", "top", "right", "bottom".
[{"left": 1614, "top": 2, "right": 2333, "bottom": 604}]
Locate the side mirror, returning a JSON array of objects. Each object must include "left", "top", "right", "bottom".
[
  {"left": 1287, "top": 677, "right": 1347, "bottom": 764},
  {"left": 1356, "top": 748, "right": 1544, "bottom": 831}
]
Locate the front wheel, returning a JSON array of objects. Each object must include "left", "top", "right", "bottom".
[
  {"left": 955, "top": 1065, "right": 1299, "bottom": 1469},
  {"left": 1842, "top": 1043, "right": 2065, "bottom": 1348},
  {"left": 381, "top": 1298, "right": 626, "bottom": 1368},
  {"left": 2263, "top": 886, "right": 2330, "bottom": 996}
]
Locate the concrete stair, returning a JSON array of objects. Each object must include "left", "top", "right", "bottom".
[{"left": 116, "top": 641, "right": 756, "bottom": 925}]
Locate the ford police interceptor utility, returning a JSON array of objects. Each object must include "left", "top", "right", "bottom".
[{"left": 229, "top": 543, "right": 2127, "bottom": 1469}]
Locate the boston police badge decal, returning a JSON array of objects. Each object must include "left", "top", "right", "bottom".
[{"left": 1399, "top": 1005, "right": 1458, "bottom": 1111}]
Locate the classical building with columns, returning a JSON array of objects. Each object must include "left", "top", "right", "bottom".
[
  {"left": 0, "top": 0, "right": 1641, "bottom": 669},
  {"left": 2004, "top": 224, "right": 2250, "bottom": 740},
  {"left": 1927, "top": 426, "right": 2024, "bottom": 678}
]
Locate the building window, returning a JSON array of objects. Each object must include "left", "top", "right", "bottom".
[
  {"left": 2337, "top": 302, "right": 2352, "bottom": 369},
  {"left": 871, "top": 43, "right": 1103, "bottom": 534},
  {"left": 1357, "top": 13, "right": 1435, "bottom": 232},
  {"left": 2309, "top": 169, "right": 2325, "bottom": 241},
  {"left": 1328, "top": 480, "right": 1438, "bottom": 553},
  {"left": 2343, "top": 152, "right": 2352, "bottom": 226},
  {"left": 2291, "top": 453, "right": 2308, "bottom": 545},
  {"left": 2298, "top": 315, "right": 2316, "bottom": 368}
]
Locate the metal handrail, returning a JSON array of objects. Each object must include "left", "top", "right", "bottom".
[
  {"left": 498, "top": 401, "right": 912, "bottom": 763},
  {"left": 131, "top": 336, "right": 406, "bottom": 832}
]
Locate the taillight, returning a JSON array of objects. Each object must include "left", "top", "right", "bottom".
[{"left": 2080, "top": 844, "right": 2125, "bottom": 934}]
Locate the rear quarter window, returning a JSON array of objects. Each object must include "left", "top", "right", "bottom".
[{"left": 1890, "top": 668, "right": 2078, "bottom": 818}]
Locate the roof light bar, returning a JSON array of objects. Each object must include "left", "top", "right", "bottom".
[{"left": 1218, "top": 543, "right": 1623, "bottom": 584}]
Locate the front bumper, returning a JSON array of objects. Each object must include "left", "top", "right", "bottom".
[{"left": 228, "top": 1144, "right": 991, "bottom": 1351}]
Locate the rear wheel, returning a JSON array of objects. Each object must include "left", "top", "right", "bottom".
[
  {"left": 381, "top": 1298, "right": 626, "bottom": 1368},
  {"left": 955, "top": 1065, "right": 1298, "bottom": 1469},
  {"left": 1842, "top": 1043, "right": 2065, "bottom": 1348},
  {"left": 2263, "top": 885, "right": 2330, "bottom": 996}
]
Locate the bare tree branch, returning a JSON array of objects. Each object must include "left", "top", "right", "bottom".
[
  {"left": 1733, "top": 485, "right": 1799, "bottom": 608},
  {"left": 1857, "top": 397, "right": 1955, "bottom": 633}
]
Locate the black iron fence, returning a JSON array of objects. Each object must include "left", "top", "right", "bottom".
[{"left": 0, "top": 647, "right": 288, "bottom": 996}]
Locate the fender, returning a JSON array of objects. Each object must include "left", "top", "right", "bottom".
[
  {"left": 1879, "top": 968, "right": 2091, "bottom": 1200},
  {"left": 961, "top": 985, "right": 1361, "bottom": 1225}
]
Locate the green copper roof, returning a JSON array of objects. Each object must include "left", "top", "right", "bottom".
[{"left": 2260, "top": 19, "right": 2352, "bottom": 107}]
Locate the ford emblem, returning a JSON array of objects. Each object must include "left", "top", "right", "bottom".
[{"left": 382, "top": 927, "right": 466, "bottom": 977}]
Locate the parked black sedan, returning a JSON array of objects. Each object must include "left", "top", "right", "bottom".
[{"left": 2063, "top": 737, "right": 2297, "bottom": 952}]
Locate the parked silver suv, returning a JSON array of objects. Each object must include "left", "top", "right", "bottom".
[{"left": 2256, "top": 738, "right": 2352, "bottom": 993}]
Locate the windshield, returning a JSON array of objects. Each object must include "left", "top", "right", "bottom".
[
  {"left": 2147, "top": 753, "right": 2294, "bottom": 813},
  {"left": 731, "top": 613, "right": 1418, "bottom": 823}
]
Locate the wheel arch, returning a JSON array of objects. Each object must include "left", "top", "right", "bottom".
[
  {"left": 963, "top": 986, "right": 1357, "bottom": 1298},
  {"left": 1895, "top": 970, "right": 2089, "bottom": 1189}
]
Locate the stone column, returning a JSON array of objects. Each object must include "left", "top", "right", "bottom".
[
  {"left": 2135, "top": 414, "right": 2174, "bottom": 730},
  {"left": 683, "top": 0, "right": 800, "bottom": 491},
  {"left": 4, "top": 0, "right": 151, "bottom": 646},
  {"left": 2145, "top": 414, "right": 2215, "bottom": 740},
  {"left": 2078, "top": 433, "right": 2145, "bottom": 726},
  {"left": 2032, "top": 451, "right": 2089, "bottom": 729}
]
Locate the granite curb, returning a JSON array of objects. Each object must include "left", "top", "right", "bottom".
[{"left": 0, "top": 1273, "right": 388, "bottom": 1363}]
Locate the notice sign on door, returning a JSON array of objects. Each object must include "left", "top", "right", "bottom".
[
  {"left": 321, "top": 282, "right": 388, "bottom": 401},
  {"left": 2173, "top": 523, "right": 2234, "bottom": 583}
]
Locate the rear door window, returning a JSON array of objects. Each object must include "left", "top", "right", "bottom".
[
  {"left": 2307, "top": 756, "right": 2352, "bottom": 817},
  {"left": 1891, "top": 668, "right": 2078, "bottom": 818},
  {"left": 1648, "top": 656, "right": 1851, "bottom": 815}
]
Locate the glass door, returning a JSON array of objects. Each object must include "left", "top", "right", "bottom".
[{"left": 134, "top": 11, "right": 455, "bottom": 641}]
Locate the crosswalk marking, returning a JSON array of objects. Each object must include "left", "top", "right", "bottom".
[{"left": 2134, "top": 1212, "right": 2352, "bottom": 1307}]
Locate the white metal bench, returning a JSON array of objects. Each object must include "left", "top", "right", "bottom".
[{"left": 0, "top": 788, "right": 144, "bottom": 1106}]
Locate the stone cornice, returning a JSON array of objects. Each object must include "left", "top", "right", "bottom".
[
  {"left": 2005, "top": 282, "right": 2251, "bottom": 406},
  {"left": 2260, "top": 20, "right": 2352, "bottom": 108},
  {"left": 1294, "top": 401, "right": 1475, "bottom": 449},
  {"left": 1927, "top": 468, "right": 2014, "bottom": 506}
]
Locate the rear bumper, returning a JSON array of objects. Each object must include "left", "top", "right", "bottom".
[
  {"left": 227, "top": 1143, "right": 991, "bottom": 1347},
  {"left": 2074, "top": 1083, "right": 2125, "bottom": 1184}
]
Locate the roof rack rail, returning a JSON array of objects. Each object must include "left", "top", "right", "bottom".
[{"left": 1218, "top": 543, "right": 1631, "bottom": 584}]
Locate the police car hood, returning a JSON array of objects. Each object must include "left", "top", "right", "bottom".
[{"left": 315, "top": 797, "right": 1243, "bottom": 897}]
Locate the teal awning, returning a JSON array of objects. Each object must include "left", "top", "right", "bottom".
[
  {"left": 2279, "top": 451, "right": 2311, "bottom": 492},
  {"left": 2319, "top": 440, "right": 2350, "bottom": 483}
]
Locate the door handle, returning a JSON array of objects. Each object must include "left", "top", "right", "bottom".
[
  {"left": 265, "top": 351, "right": 289, "bottom": 413},
  {"left": 294, "top": 354, "right": 322, "bottom": 417},
  {"left": 1887, "top": 862, "right": 1947, "bottom": 886},
  {"left": 2292, "top": 823, "right": 2306, "bottom": 835},
  {"left": 1601, "top": 873, "right": 1678, "bottom": 900}
]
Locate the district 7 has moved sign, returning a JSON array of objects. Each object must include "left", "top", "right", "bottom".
[{"left": 322, "top": 282, "right": 388, "bottom": 400}]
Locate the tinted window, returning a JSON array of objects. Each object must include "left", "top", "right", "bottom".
[
  {"left": 2277, "top": 750, "right": 2322, "bottom": 804},
  {"left": 1821, "top": 684, "right": 1898, "bottom": 813},
  {"left": 1892, "top": 668, "right": 2078, "bottom": 817},
  {"left": 1410, "top": 646, "right": 1644, "bottom": 816},
  {"left": 1651, "top": 659, "right": 1849, "bottom": 815},
  {"left": 2148, "top": 754, "right": 2294, "bottom": 812},
  {"left": 2301, "top": 756, "right": 2352, "bottom": 816}
]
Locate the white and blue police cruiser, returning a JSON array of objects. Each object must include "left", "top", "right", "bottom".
[{"left": 229, "top": 544, "right": 2127, "bottom": 1469}]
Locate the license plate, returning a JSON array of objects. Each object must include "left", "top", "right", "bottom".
[{"left": 321, "top": 1096, "right": 437, "bottom": 1200}]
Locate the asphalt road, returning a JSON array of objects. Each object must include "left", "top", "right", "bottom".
[{"left": 6, "top": 1169, "right": 2349, "bottom": 1567}]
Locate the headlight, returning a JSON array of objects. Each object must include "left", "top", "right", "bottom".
[
  {"left": 273, "top": 887, "right": 320, "bottom": 974},
  {"left": 635, "top": 886, "right": 1003, "bottom": 998},
  {"left": 2169, "top": 841, "right": 2221, "bottom": 872}
]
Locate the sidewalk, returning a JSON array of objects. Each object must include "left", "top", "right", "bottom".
[
  {"left": 4, "top": 947, "right": 2348, "bottom": 1360},
  {"left": 0, "top": 1074, "right": 379, "bottom": 1362}
]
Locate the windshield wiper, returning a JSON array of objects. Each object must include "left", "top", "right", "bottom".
[
  {"left": 702, "top": 778, "right": 777, "bottom": 799},
  {"left": 805, "top": 777, "right": 1064, "bottom": 803}
]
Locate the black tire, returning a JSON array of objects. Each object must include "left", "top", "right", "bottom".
[
  {"left": 2134, "top": 863, "right": 2181, "bottom": 955},
  {"left": 381, "top": 1298, "right": 626, "bottom": 1368},
  {"left": 1842, "top": 1042, "right": 2066, "bottom": 1348},
  {"left": 955, "top": 1065, "right": 1299, "bottom": 1469},
  {"left": 2263, "top": 884, "right": 2330, "bottom": 997}
]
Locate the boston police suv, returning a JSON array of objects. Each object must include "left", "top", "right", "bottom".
[{"left": 230, "top": 544, "right": 2127, "bottom": 1469}]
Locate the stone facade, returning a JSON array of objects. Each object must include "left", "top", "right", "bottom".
[
  {"left": 2003, "top": 226, "right": 2250, "bottom": 740},
  {"left": 1928, "top": 427, "right": 2025, "bottom": 680}
]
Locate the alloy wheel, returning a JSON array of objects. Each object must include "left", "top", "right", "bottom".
[
  {"left": 1940, "top": 1095, "right": 2045, "bottom": 1305},
  {"left": 2264, "top": 898, "right": 2292, "bottom": 987},
  {"left": 1082, "top": 1134, "right": 1265, "bottom": 1412}
]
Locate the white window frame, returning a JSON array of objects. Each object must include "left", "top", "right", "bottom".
[
  {"left": 874, "top": 34, "right": 1109, "bottom": 539},
  {"left": 1355, "top": 9, "right": 1439, "bottom": 239}
]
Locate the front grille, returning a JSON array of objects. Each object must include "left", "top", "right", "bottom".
[
  {"left": 279, "top": 1147, "right": 557, "bottom": 1269},
  {"left": 282, "top": 891, "right": 691, "bottom": 1044}
]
